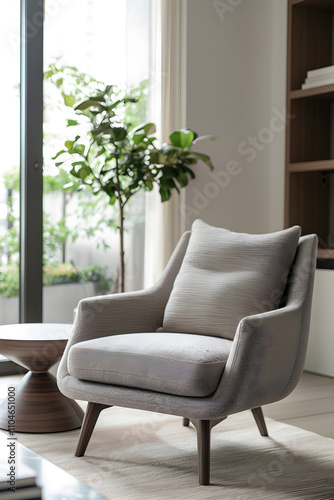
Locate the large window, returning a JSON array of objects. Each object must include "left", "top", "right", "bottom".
[
  {"left": 42, "top": 0, "right": 150, "bottom": 321},
  {"left": 0, "top": 0, "right": 150, "bottom": 328}
]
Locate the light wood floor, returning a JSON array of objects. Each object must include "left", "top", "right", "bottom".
[
  {"left": 0, "top": 370, "right": 333, "bottom": 439},
  {"left": 263, "top": 371, "right": 334, "bottom": 439}
]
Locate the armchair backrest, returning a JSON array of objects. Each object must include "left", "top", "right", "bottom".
[{"left": 158, "top": 220, "right": 302, "bottom": 341}]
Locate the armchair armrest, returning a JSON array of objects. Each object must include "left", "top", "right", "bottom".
[
  {"left": 214, "top": 234, "right": 317, "bottom": 417},
  {"left": 72, "top": 287, "right": 168, "bottom": 343},
  {"left": 214, "top": 304, "right": 304, "bottom": 416}
]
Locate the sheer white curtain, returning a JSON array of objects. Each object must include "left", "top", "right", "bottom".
[{"left": 144, "top": 0, "right": 187, "bottom": 287}]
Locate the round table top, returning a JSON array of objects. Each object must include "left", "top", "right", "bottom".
[{"left": 0, "top": 323, "right": 72, "bottom": 342}]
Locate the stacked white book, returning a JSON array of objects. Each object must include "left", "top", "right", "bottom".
[{"left": 302, "top": 65, "right": 334, "bottom": 89}]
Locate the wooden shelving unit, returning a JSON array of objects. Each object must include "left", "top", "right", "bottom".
[{"left": 285, "top": 0, "right": 334, "bottom": 266}]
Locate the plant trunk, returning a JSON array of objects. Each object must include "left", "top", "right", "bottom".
[
  {"left": 7, "top": 188, "right": 13, "bottom": 264},
  {"left": 62, "top": 191, "right": 66, "bottom": 263},
  {"left": 118, "top": 198, "right": 125, "bottom": 293}
]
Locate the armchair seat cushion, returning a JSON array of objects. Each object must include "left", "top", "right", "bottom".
[{"left": 67, "top": 332, "right": 232, "bottom": 397}]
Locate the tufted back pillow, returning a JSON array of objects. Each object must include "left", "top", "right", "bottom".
[{"left": 160, "top": 220, "right": 301, "bottom": 340}]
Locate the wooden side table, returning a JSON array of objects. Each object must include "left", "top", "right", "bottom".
[{"left": 0, "top": 323, "right": 84, "bottom": 433}]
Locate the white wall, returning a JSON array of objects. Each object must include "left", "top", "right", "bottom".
[
  {"left": 183, "top": 0, "right": 287, "bottom": 233},
  {"left": 184, "top": 0, "right": 334, "bottom": 377}
]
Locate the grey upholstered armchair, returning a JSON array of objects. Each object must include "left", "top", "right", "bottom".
[{"left": 57, "top": 220, "right": 317, "bottom": 485}]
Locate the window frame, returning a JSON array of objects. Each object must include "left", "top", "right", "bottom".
[{"left": 19, "top": 0, "right": 44, "bottom": 323}]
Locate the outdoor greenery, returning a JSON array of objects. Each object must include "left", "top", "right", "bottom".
[
  {"left": 0, "top": 262, "right": 111, "bottom": 298},
  {"left": 52, "top": 75, "right": 215, "bottom": 292},
  {"left": 0, "top": 166, "right": 112, "bottom": 297},
  {"left": 0, "top": 265, "right": 19, "bottom": 299},
  {"left": 0, "top": 63, "right": 215, "bottom": 298},
  {"left": 0, "top": 65, "right": 125, "bottom": 299}
]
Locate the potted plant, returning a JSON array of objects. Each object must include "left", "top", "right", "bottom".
[{"left": 53, "top": 84, "right": 215, "bottom": 292}]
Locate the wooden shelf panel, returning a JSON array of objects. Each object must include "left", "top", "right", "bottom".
[
  {"left": 318, "top": 248, "right": 334, "bottom": 259},
  {"left": 290, "top": 84, "right": 334, "bottom": 100},
  {"left": 289, "top": 160, "right": 334, "bottom": 173},
  {"left": 291, "top": 0, "right": 334, "bottom": 11}
]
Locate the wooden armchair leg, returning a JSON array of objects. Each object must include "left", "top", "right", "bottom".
[
  {"left": 251, "top": 407, "right": 268, "bottom": 437},
  {"left": 197, "top": 420, "right": 211, "bottom": 486},
  {"left": 75, "top": 402, "right": 111, "bottom": 457}
]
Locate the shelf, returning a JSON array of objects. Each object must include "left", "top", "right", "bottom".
[
  {"left": 318, "top": 248, "right": 334, "bottom": 259},
  {"left": 290, "top": 84, "right": 334, "bottom": 100},
  {"left": 291, "top": 0, "right": 334, "bottom": 11},
  {"left": 317, "top": 249, "right": 334, "bottom": 269},
  {"left": 289, "top": 160, "right": 334, "bottom": 173}
]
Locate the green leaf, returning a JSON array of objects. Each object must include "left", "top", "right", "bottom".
[
  {"left": 160, "top": 166, "right": 177, "bottom": 178},
  {"left": 74, "top": 99, "right": 105, "bottom": 111},
  {"left": 190, "top": 152, "right": 214, "bottom": 170},
  {"left": 132, "top": 123, "right": 156, "bottom": 136},
  {"left": 176, "top": 173, "right": 189, "bottom": 187},
  {"left": 70, "top": 162, "right": 91, "bottom": 180},
  {"left": 182, "top": 157, "right": 197, "bottom": 165},
  {"left": 52, "top": 150, "right": 66, "bottom": 160},
  {"left": 133, "top": 133, "right": 146, "bottom": 145},
  {"left": 159, "top": 187, "right": 171, "bottom": 202},
  {"left": 160, "top": 177, "right": 179, "bottom": 192},
  {"left": 64, "top": 135, "right": 81, "bottom": 152},
  {"left": 182, "top": 166, "right": 196, "bottom": 179},
  {"left": 72, "top": 161, "right": 87, "bottom": 167},
  {"left": 62, "top": 93, "right": 76, "bottom": 108},
  {"left": 107, "top": 100, "right": 122, "bottom": 111},
  {"left": 159, "top": 144, "right": 180, "bottom": 156},
  {"left": 111, "top": 126, "right": 127, "bottom": 142},
  {"left": 123, "top": 97, "right": 137, "bottom": 104},
  {"left": 143, "top": 123, "right": 156, "bottom": 135},
  {"left": 65, "top": 139, "right": 75, "bottom": 149},
  {"left": 108, "top": 195, "right": 117, "bottom": 206},
  {"left": 193, "top": 134, "right": 216, "bottom": 144},
  {"left": 89, "top": 94, "right": 106, "bottom": 102},
  {"left": 78, "top": 167, "right": 91, "bottom": 180},
  {"left": 169, "top": 129, "right": 194, "bottom": 148},
  {"left": 67, "top": 119, "right": 79, "bottom": 127}
]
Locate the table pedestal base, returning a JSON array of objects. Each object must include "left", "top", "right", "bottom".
[{"left": 0, "top": 371, "right": 84, "bottom": 433}]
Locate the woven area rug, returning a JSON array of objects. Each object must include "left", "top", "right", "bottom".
[{"left": 9, "top": 406, "right": 334, "bottom": 500}]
